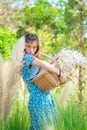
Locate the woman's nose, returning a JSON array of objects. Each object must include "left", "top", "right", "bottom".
[
  {"left": 29, "top": 48, "right": 35, "bottom": 54},
  {"left": 30, "top": 48, "right": 34, "bottom": 52}
]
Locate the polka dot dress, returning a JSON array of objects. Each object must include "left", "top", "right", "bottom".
[{"left": 22, "top": 54, "right": 58, "bottom": 130}]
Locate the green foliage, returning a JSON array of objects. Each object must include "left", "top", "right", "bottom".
[
  {"left": 12, "top": 0, "right": 87, "bottom": 56},
  {"left": 64, "top": 0, "right": 87, "bottom": 55},
  {"left": 56, "top": 103, "right": 87, "bottom": 130},
  {"left": 14, "top": 1, "right": 64, "bottom": 37},
  {"left": 0, "top": 27, "right": 17, "bottom": 61}
]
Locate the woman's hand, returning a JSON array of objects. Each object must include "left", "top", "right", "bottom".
[{"left": 58, "top": 71, "right": 67, "bottom": 84}]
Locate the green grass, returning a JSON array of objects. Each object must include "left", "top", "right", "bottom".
[
  {"left": 55, "top": 104, "right": 87, "bottom": 130},
  {"left": 0, "top": 95, "right": 30, "bottom": 130},
  {"left": 0, "top": 95, "right": 87, "bottom": 130}
]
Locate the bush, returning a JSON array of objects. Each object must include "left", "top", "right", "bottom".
[{"left": 0, "top": 27, "right": 17, "bottom": 61}]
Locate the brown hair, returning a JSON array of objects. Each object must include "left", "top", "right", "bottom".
[{"left": 25, "top": 33, "right": 40, "bottom": 56}]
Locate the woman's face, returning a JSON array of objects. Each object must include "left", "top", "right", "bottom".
[{"left": 25, "top": 40, "right": 38, "bottom": 55}]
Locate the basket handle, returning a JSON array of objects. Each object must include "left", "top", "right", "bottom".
[
  {"left": 40, "top": 52, "right": 53, "bottom": 60},
  {"left": 40, "top": 52, "right": 60, "bottom": 63},
  {"left": 35, "top": 52, "right": 57, "bottom": 64},
  {"left": 35, "top": 51, "right": 53, "bottom": 60}
]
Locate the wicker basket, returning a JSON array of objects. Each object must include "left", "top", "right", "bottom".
[
  {"left": 31, "top": 69, "right": 60, "bottom": 92},
  {"left": 31, "top": 53, "right": 61, "bottom": 92},
  {"left": 31, "top": 51, "right": 74, "bottom": 92}
]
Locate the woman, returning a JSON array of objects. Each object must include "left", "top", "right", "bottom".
[{"left": 22, "top": 33, "right": 66, "bottom": 130}]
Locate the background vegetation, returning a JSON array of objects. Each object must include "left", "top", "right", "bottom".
[{"left": 0, "top": 0, "right": 87, "bottom": 130}]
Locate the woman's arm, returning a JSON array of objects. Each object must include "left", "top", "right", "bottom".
[
  {"left": 31, "top": 58, "right": 67, "bottom": 83},
  {"left": 32, "top": 58, "right": 60, "bottom": 75}
]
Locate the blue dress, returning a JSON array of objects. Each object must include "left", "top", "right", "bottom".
[{"left": 22, "top": 54, "right": 58, "bottom": 130}]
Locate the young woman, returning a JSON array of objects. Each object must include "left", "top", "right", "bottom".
[{"left": 22, "top": 33, "right": 67, "bottom": 130}]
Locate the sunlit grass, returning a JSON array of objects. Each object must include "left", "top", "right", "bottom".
[
  {"left": 55, "top": 103, "right": 87, "bottom": 130},
  {"left": 0, "top": 91, "right": 30, "bottom": 130},
  {"left": 41, "top": 102, "right": 87, "bottom": 130},
  {"left": 0, "top": 88, "right": 87, "bottom": 130}
]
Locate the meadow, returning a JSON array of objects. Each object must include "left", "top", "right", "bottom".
[{"left": 0, "top": 82, "right": 87, "bottom": 130}]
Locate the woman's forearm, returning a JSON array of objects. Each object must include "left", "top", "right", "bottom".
[{"left": 32, "top": 58, "right": 60, "bottom": 76}]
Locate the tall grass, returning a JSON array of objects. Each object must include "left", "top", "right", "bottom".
[
  {"left": 0, "top": 98, "right": 87, "bottom": 130},
  {"left": 0, "top": 91, "right": 30, "bottom": 130},
  {"left": 55, "top": 103, "right": 87, "bottom": 130}
]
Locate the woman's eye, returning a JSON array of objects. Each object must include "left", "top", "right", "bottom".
[
  {"left": 33, "top": 46, "right": 37, "bottom": 49},
  {"left": 28, "top": 46, "right": 31, "bottom": 48}
]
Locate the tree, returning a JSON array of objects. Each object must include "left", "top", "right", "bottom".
[
  {"left": 4, "top": 0, "right": 64, "bottom": 37},
  {"left": 64, "top": 0, "right": 87, "bottom": 103},
  {"left": 0, "top": 27, "right": 17, "bottom": 61}
]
